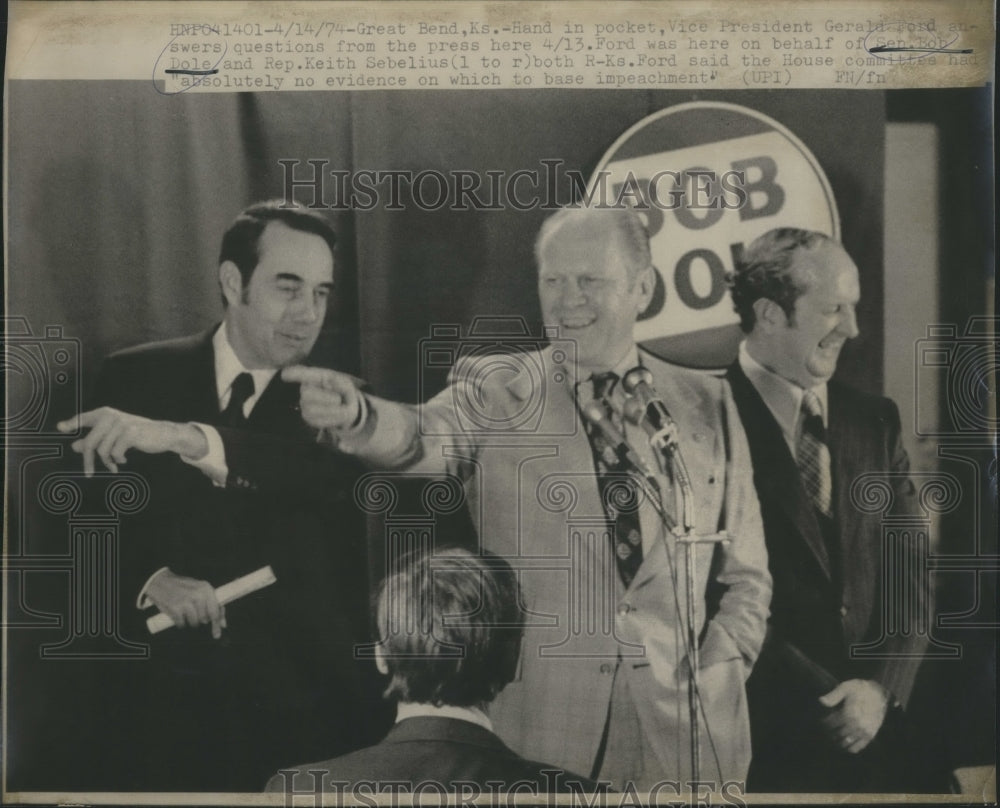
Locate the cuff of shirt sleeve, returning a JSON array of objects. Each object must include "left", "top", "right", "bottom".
[
  {"left": 327, "top": 393, "right": 374, "bottom": 453},
  {"left": 136, "top": 567, "right": 170, "bottom": 609},
  {"left": 181, "top": 423, "right": 228, "bottom": 486}
]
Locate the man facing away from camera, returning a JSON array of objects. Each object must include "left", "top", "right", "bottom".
[
  {"left": 283, "top": 205, "right": 771, "bottom": 790},
  {"left": 58, "top": 201, "right": 385, "bottom": 790},
  {"left": 268, "top": 547, "right": 601, "bottom": 797},
  {"left": 726, "top": 228, "right": 932, "bottom": 792}
]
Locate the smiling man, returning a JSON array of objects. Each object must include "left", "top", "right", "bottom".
[
  {"left": 726, "top": 228, "right": 930, "bottom": 792},
  {"left": 535, "top": 208, "right": 650, "bottom": 374},
  {"left": 59, "top": 201, "right": 383, "bottom": 790},
  {"left": 283, "top": 205, "right": 770, "bottom": 790}
]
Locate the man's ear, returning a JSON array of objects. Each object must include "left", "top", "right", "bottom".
[
  {"left": 374, "top": 641, "right": 389, "bottom": 675},
  {"left": 635, "top": 264, "right": 656, "bottom": 310},
  {"left": 753, "top": 297, "right": 786, "bottom": 332},
  {"left": 219, "top": 261, "right": 244, "bottom": 307}
]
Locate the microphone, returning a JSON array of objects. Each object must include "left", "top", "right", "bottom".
[
  {"left": 622, "top": 396, "right": 645, "bottom": 426},
  {"left": 622, "top": 367, "right": 679, "bottom": 451},
  {"left": 580, "top": 400, "right": 654, "bottom": 478}
]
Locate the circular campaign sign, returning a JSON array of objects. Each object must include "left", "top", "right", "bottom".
[{"left": 590, "top": 101, "right": 839, "bottom": 368}]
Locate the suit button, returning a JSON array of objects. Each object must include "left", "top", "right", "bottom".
[
  {"left": 840, "top": 604, "right": 849, "bottom": 617},
  {"left": 618, "top": 603, "right": 632, "bottom": 616},
  {"left": 599, "top": 663, "right": 614, "bottom": 675}
]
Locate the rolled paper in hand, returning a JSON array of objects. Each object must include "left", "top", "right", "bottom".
[{"left": 146, "top": 565, "right": 277, "bottom": 634}]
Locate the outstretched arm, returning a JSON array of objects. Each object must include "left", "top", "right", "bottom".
[
  {"left": 57, "top": 407, "right": 209, "bottom": 475},
  {"left": 282, "top": 364, "right": 458, "bottom": 474}
]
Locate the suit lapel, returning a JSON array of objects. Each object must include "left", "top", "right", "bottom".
[
  {"left": 727, "top": 363, "right": 833, "bottom": 581},
  {"left": 638, "top": 349, "right": 714, "bottom": 443},
  {"left": 205, "top": 339, "right": 309, "bottom": 437},
  {"left": 247, "top": 374, "right": 296, "bottom": 430},
  {"left": 827, "top": 382, "right": 857, "bottom": 579},
  {"left": 623, "top": 352, "right": 712, "bottom": 593},
  {"left": 544, "top": 346, "right": 608, "bottom": 527},
  {"left": 518, "top": 348, "right": 624, "bottom": 577}
]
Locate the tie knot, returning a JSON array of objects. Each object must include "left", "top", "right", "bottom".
[
  {"left": 590, "top": 371, "right": 619, "bottom": 401},
  {"left": 229, "top": 372, "right": 255, "bottom": 409},
  {"left": 800, "top": 389, "right": 827, "bottom": 442},
  {"left": 801, "top": 389, "right": 823, "bottom": 419},
  {"left": 222, "top": 372, "right": 255, "bottom": 426}
]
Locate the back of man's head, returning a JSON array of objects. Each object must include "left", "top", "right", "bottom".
[
  {"left": 375, "top": 547, "right": 523, "bottom": 708},
  {"left": 217, "top": 200, "right": 337, "bottom": 301}
]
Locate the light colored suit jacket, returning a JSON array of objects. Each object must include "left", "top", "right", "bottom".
[{"left": 353, "top": 346, "right": 770, "bottom": 783}]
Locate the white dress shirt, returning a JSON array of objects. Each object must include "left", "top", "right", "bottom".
[
  {"left": 738, "top": 340, "right": 828, "bottom": 460},
  {"left": 183, "top": 323, "right": 277, "bottom": 484}
]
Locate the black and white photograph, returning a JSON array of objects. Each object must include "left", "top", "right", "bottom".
[{"left": 3, "top": 1, "right": 996, "bottom": 804}]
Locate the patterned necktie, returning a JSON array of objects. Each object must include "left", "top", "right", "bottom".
[
  {"left": 581, "top": 371, "right": 644, "bottom": 587},
  {"left": 221, "top": 372, "right": 255, "bottom": 427},
  {"left": 797, "top": 389, "right": 832, "bottom": 517}
]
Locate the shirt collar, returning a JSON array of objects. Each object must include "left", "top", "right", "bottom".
[
  {"left": 566, "top": 345, "right": 640, "bottom": 398},
  {"left": 610, "top": 346, "right": 640, "bottom": 384},
  {"left": 394, "top": 702, "right": 493, "bottom": 732},
  {"left": 738, "top": 341, "right": 827, "bottom": 445},
  {"left": 213, "top": 323, "right": 278, "bottom": 409}
]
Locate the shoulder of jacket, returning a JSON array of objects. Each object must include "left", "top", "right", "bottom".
[
  {"left": 829, "top": 379, "right": 897, "bottom": 417},
  {"left": 105, "top": 331, "right": 209, "bottom": 365},
  {"left": 450, "top": 348, "right": 549, "bottom": 403},
  {"left": 639, "top": 347, "right": 727, "bottom": 398}
]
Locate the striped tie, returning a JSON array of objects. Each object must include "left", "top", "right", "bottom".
[{"left": 797, "top": 389, "right": 832, "bottom": 517}]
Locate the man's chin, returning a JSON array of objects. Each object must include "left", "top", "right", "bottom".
[
  {"left": 276, "top": 339, "right": 317, "bottom": 365},
  {"left": 576, "top": 354, "right": 619, "bottom": 375},
  {"left": 276, "top": 350, "right": 312, "bottom": 369},
  {"left": 805, "top": 365, "right": 837, "bottom": 386}
]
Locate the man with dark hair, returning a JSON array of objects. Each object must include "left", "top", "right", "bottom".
[
  {"left": 59, "top": 200, "right": 384, "bottom": 790},
  {"left": 726, "top": 228, "right": 930, "bottom": 791},
  {"left": 281, "top": 206, "right": 770, "bottom": 790},
  {"left": 217, "top": 202, "right": 340, "bottom": 304},
  {"left": 267, "top": 547, "right": 601, "bottom": 795}
]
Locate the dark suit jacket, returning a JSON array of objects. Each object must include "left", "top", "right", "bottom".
[
  {"left": 265, "top": 716, "right": 604, "bottom": 795},
  {"left": 91, "top": 328, "right": 386, "bottom": 791},
  {"left": 727, "top": 362, "right": 930, "bottom": 791}
]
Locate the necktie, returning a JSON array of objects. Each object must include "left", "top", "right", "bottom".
[
  {"left": 221, "top": 372, "right": 255, "bottom": 427},
  {"left": 581, "top": 371, "right": 644, "bottom": 587},
  {"left": 797, "top": 390, "right": 832, "bottom": 518}
]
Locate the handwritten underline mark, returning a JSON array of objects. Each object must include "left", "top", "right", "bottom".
[{"left": 869, "top": 46, "right": 973, "bottom": 54}]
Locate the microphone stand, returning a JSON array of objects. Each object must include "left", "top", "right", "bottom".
[
  {"left": 583, "top": 389, "right": 728, "bottom": 781},
  {"left": 622, "top": 384, "right": 729, "bottom": 784}
]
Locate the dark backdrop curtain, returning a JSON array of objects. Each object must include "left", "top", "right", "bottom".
[{"left": 9, "top": 85, "right": 886, "bottom": 405}]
